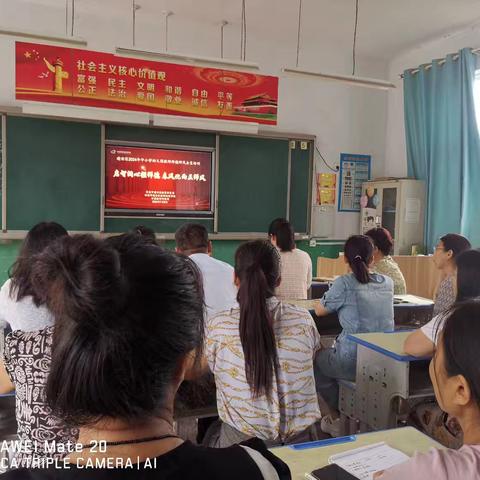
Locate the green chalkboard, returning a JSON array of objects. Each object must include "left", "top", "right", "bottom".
[
  {"left": 218, "top": 135, "right": 289, "bottom": 232},
  {"left": 5, "top": 119, "right": 311, "bottom": 235},
  {"left": 105, "top": 125, "right": 216, "bottom": 148},
  {"left": 289, "top": 142, "right": 312, "bottom": 233},
  {"left": 6, "top": 116, "right": 101, "bottom": 231},
  {"left": 104, "top": 217, "right": 214, "bottom": 234}
]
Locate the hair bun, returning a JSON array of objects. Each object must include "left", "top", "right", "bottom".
[{"left": 32, "top": 235, "right": 123, "bottom": 330}]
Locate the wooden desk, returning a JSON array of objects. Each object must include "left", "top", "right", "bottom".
[
  {"left": 309, "top": 281, "right": 330, "bottom": 299},
  {"left": 316, "top": 256, "right": 349, "bottom": 279},
  {"left": 316, "top": 255, "right": 439, "bottom": 299},
  {"left": 271, "top": 427, "right": 440, "bottom": 480},
  {"left": 288, "top": 295, "right": 433, "bottom": 311},
  {"left": 285, "top": 299, "right": 433, "bottom": 337},
  {"left": 394, "top": 295, "right": 434, "bottom": 329},
  {"left": 286, "top": 299, "right": 320, "bottom": 310},
  {"left": 394, "top": 256, "right": 438, "bottom": 300},
  {"left": 285, "top": 299, "right": 340, "bottom": 336},
  {"left": 348, "top": 332, "right": 433, "bottom": 430},
  {"left": 349, "top": 331, "right": 425, "bottom": 360}
]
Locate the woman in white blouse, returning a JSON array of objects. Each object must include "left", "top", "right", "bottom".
[{"left": 268, "top": 218, "right": 312, "bottom": 300}]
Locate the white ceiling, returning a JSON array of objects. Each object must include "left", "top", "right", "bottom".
[{"left": 3, "top": 0, "right": 480, "bottom": 61}]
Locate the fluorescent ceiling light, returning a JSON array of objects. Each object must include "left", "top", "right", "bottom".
[
  {"left": 21, "top": 103, "right": 150, "bottom": 125},
  {"left": 0, "top": 27, "right": 86, "bottom": 45},
  {"left": 152, "top": 114, "right": 259, "bottom": 135},
  {"left": 116, "top": 47, "right": 260, "bottom": 71},
  {"left": 282, "top": 67, "right": 395, "bottom": 91}
]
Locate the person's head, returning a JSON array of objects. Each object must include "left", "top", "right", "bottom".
[
  {"left": 130, "top": 225, "right": 157, "bottom": 245},
  {"left": 175, "top": 223, "right": 211, "bottom": 256},
  {"left": 10, "top": 221, "right": 68, "bottom": 305},
  {"left": 268, "top": 217, "right": 288, "bottom": 248},
  {"left": 365, "top": 227, "right": 393, "bottom": 260},
  {"left": 271, "top": 220, "right": 295, "bottom": 252},
  {"left": 33, "top": 234, "right": 204, "bottom": 427},
  {"left": 343, "top": 235, "right": 374, "bottom": 284},
  {"left": 234, "top": 240, "right": 281, "bottom": 399},
  {"left": 430, "top": 301, "right": 480, "bottom": 425},
  {"left": 455, "top": 249, "right": 480, "bottom": 302},
  {"left": 433, "top": 233, "right": 471, "bottom": 271}
]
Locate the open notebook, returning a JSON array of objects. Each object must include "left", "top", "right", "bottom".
[
  {"left": 394, "top": 294, "right": 433, "bottom": 305},
  {"left": 307, "top": 442, "right": 410, "bottom": 480}
]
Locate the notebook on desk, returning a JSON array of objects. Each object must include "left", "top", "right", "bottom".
[
  {"left": 394, "top": 295, "right": 433, "bottom": 305},
  {"left": 307, "top": 442, "right": 409, "bottom": 480}
]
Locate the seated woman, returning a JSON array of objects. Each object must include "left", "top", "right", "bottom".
[
  {"left": 404, "top": 249, "right": 480, "bottom": 357},
  {"left": 376, "top": 301, "right": 480, "bottom": 479},
  {"left": 268, "top": 218, "right": 312, "bottom": 300},
  {"left": 3, "top": 234, "right": 290, "bottom": 479},
  {"left": 365, "top": 227, "right": 406, "bottom": 294},
  {"left": 205, "top": 240, "right": 321, "bottom": 447},
  {"left": 0, "top": 223, "right": 72, "bottom": 461},
  {"left": 314, "top": 235, "right": 394, "bottom": 435},
  {"left": 0, "top": 221, "right": 68, "bottom": 332},
  {"left": 431, "top": 233, "right": 470, "bottom": 316}
]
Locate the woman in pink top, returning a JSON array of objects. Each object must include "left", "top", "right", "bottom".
[{"left": 376, "top": 300, "right": 480, "bottom": 479}]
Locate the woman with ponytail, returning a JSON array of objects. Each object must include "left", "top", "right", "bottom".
[
  {"left": 3, "top": 234, "right": 290, "bottom": 479},
  {"left": 313, "top": 235, "right": 394, "bottom": 436},
  {"left": 205, "top": 240, "right": 321, "bottom": 447}
]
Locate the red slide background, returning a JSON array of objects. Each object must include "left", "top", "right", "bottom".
[{"left": 105, "top": 145, "right": 213, "bottom": 212}]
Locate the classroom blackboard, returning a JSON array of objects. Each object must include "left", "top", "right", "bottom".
[
  {"left": 217, "top": 135, "right": 289, "bottom": 232},
  {"left": 105, "top": 124, "right": 216, "bottom": 148},
  {"left": 289, "top": 141, "right": 312, "bottom": 233},
  {"left": 6, "top": 116, "right": 101, "bottom": 231},
  {"left": 4, "top": 117, "right": 311, "bottom": 234}
]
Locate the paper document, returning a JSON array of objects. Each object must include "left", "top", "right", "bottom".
[
  {"left": 394, "top": 294, "right": 433, "bottom": 305},
  {"left": 405, "top": 198, "right": 421, "bottom": 224},
  {"left": 329, "top": 442, "right": 409, "bottom": 480}
]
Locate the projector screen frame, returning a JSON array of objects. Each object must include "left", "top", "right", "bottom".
[{"left": 103, "top": 139, "right": 217, "bottom": 221}]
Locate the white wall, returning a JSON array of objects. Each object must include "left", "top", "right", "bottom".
[
  {"left": 0, "top": 0, "right": 390, "bottom": 239},
  {"left": 385, "top": 23, "right": 480, "bottom": 177}
]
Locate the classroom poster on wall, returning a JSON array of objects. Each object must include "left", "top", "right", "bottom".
[
  {"left": 15, "top": 41, "right": 279, "bottom": 125},
  {"left": 338, "top": 153, "right": 371, "bottom": 212},
  {"left": 316, "top": 173, "right": 337, "bottom": 206}
]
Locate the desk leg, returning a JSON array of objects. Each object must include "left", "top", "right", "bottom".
[
  {"left": 358, "top": 421, "right": 369, "bottom": 433},
  {"left": 355, "top": 346, "right": 410, "bottom": 430}
]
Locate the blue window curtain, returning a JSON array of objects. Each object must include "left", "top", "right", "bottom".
[{"left": 404, "top": 48, "right": 480, "bottom": 250}]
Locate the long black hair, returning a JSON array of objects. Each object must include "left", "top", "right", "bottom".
[
  {"left": 235, "top": 240, "right": 280, "bottom": 399},
  {"left": 32, "top": 234, "right": 204, "bottom": 426},
  {"left": 10, "top": 221, "right": 68, "bottom": 305},
  {"left": 274, "top": 220, "right": 295, "bottom": 252},
  {"left": 344, "top": 235, "right": 374, "bottom": 284},
  {"left": 439, "top": 301, "right": 480, "bottom": 404}
]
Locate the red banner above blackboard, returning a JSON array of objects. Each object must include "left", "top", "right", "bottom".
[{"left": 15, "top": 41, "right": 278, "bottom": 125}]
